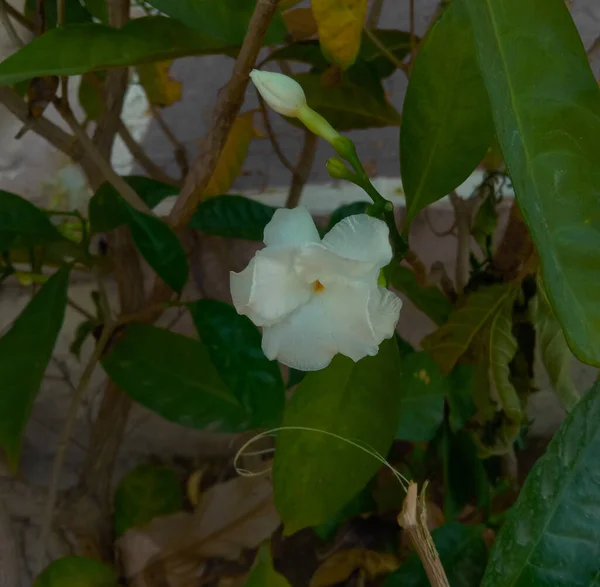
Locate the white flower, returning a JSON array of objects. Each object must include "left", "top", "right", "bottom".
[
  {"left": 230, "top": 207, "right": 402, "bottom": 371},
  {"left": 249, "top": 70, "right": 307, "bottom": 117}
]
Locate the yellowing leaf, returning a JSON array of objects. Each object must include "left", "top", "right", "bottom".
[
  {"left": 282, "top": 7, "right": 318, "bottom": 41},
  {"left": 312, "top": 0, "right": 367, "bottom": 69},
  {"left": 309, "top": 549, "right": 399, "bottom": 586},
  {"left": 204, "top": 111, "right": 258, "bottom": 198},
  {"left": 137, "top": 60, "right": 182, "bottom": 108}
]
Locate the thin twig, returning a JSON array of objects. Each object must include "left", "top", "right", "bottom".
[
  {"left": 286, "top": 130, "right": 317, "bottom": 208},
  {"left": 0, "top": 0, "right": 23, "bottom": 47},
  {"left": 150, "top": 104, "right": 189, "bottom": 177},
  {"left": 67, "top": 297, "right": 95, "bottom": 321},
  {"left": 257, "top": 93, "right": 296, "bottom": 174},
  {"left": 1, "top": 0, "right": 33, "bottom": 31},
  {"left": 167, "top": 0, "right": 280, "bottom": 228},
  {"left": 409, "top": 0, "right": 416, "bottom": 69},
  {"left": 366, "top": 0, "right": 384, "bottom": 28},
  {"left": 588, "top": 35, "right": 600, "bottom": 62},
  {"left": 117, "top": 121, "right": 181, "bottom": 187},
  {"left": 36, "top": 321, "right": 115, "bottom": 574},
  {"left": 57, "top": 103, "right": 154, "bottom": 214},
  {"left": 397, "top": 482, "right": 450, "bottom": 587},
  {"left": 364, "top": 27, "right": 406, "bottom": 70}
]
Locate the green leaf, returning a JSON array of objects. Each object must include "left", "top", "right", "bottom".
[
  {"left": 422, "top": 284, "right": 514, "bottom": 373},
  {"left": 0, "top": 190, "right": 66, "bottom": 250},
  {"left": 384, "top": 523, "right": 487, "bottom": 587},
  {"left": 188, "top": 299, "right": 285, "bottom": 429},
  {"left": 126, "top": 205, "right": 188, "bottom": 293},
  {"left": 326, "top": 201, "right": 370, "bottom": 231},
  {"left": 481, "top": 380, "right": 600, "bottom": 587},
  {"left": 101, "top": 323, "right": 249, "bottom": 432},
  {"left": 533, "top": 280, "right": 579, "bottom": 411},
  {"left": 69, "top": 319, "right": 98, "bottom": 361},
  {"left": 0, "top": 265, "right": 70, "bottom": 470},
  {"left": 294, "top": 72, "right": 401, "bottom": 131},
  {"left": 34, "top": 556, "right": 117, "bottom": 587},
  {"left": 25, "top": 0, "right": 93, "bottom": 29},
  {"left": 273, "top": 337, "right": 401, "bottom": 533},
  {"left": 396, "top": 352, "right": 446, "bottom": 442},
  {"left": 146, "top": 0, "right": 286, "bottom": 46},
  {"left": 463, "top": 0, "right": 600, "bottom": 367},
  {"left": 89, "top": 183, "right": 188, "bottom": 293},
  {"left": 386, "top": 264, "right": 452, "bottom": 326},
  {"left": 245, "top": 543, "right": 291, "bottom": 587},
  {"left": 0, "top": 17, "right": 232, "bottom": 86},
  {"left": 487, "top": 294, "right": 522, "bottom": 450},
  {"left": 114, "top": 464, "right": 183, "bottom": 537},
  {"left": 82, "top": 0, "right": 108, "bottom": 23},
  {"left": 189, "top": 195, "right": 278, "bottom": 241},
  {"left": 446, "top": 364, "right": 476, "bottom": 432},
  {"left": 472, "top": 191, "right": 498, "bottom": 257},
  {"left": 78, "top": 72, "right": 104, "bottom": 121},
  {"left": 401, "top": 0, "right": 493, "bottom": 224}
]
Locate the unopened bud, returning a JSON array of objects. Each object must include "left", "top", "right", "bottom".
[
  {"left": 326, "top": 158, "right": 353, "bottom": 180},
  {"left": 250, "top": 69, "right": 306, "bottom": 117}
]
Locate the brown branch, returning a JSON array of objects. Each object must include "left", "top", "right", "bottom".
[
  {"left": 1, "top": 0, "right": 34, "bottom": 32},
  {"left": 0, "top": 0, "right": 23, "bottom": 47},
  {"left": 367, "top": 0, "right": 384, "bottom": 28},
  {"left": 258, "top": 93, "right": 296, "bottom": 175},
  {"left": 117, "top": 121, "right": 181, "bottom": 187},
  {"left": 588, "top": 35, "right": 600, "bottom": 62},
  {"left": 286, "top": 130, "right": 317, "bottom": 208},
  {"left": 168, "top": 0, "right": 280, "bottom": 228},
  {"left": 397, "top": 482, "right": 450, "bottom": 587},
  {"left": 150, "top": 104, "right": 189, "bottom": 177}
]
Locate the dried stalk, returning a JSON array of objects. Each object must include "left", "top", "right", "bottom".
[
  {"left": 286, "top": 130, "right": 317, "bottom": 208},
  {"left": 397, "top": 483, "right": 450, "bottom": 587},
  {"left": 0, "top": 0, "right": 23, "bottom": 47}
]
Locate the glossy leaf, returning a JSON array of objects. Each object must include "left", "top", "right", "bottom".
[
  {"left": 0, "top": 266, "right": 71, "bottom": 470},
  {"left": 204, "top": 112, "right": 258, "bottom": 198},
  {"left": 0, "top": 190, "right": 66, "bottom": 250},
  {"left": 273, "top": 338, "right": 401, "bottom": 533},
  {"left": 245, "top": 544, "right": 291, "bottom": 587},
  {"left": 488, "top": 294, "right": 522, "bottom": 449},
  {"left": 386, "top": 264, "right": 452, "bottom": 326},
  {"left": 533, "top": 283, "right": 579, "bottom": 411},
  {"left": 0, "top": 17, "right": 232, "bottom": 86},
  {"left": 401, "top": 0, "right": 493, "bottom": 224},
  {"left": 312, "top": 0, "right": 367, "bottom": 68},
  {"left": 294, "top": 72, "right": 401, "bottom": 130},
  {"left": 34, "top": 556, "right": 117, "bottom": 587},
  {"left": 136, "top": 60, "right": 182, "bottom": 108},
  {"left": 385, "top": 523, "right": 487, "bottom": 586},
  {"left": 114, "top": 464, "right": 183, "bottom": 537},
  {"left": 189, "top": 195, "right": 278, "bottom": 241},
  {"left": 327, "top": 201, "right": 370, "bottom": 231},
  {"left": 422, "top": 284, "right": 514, "bottom": 373},
  {"left": 146, "top": 0, "right": 286, "bottom": 46},
  {"left": 188, "top": 299, "right": 285, "bottom": 429},
  {"left": 481, "top": 380, "right": 600, "bottom": 587},
  {"left": 102, "top": 323, "right": 248, "bottom": 432},
  {"left": 396, "top": 352, "right": 446, "bottom": 442},
  {"left": 464, "top": 0, "right": 600, "bottom": 367}
]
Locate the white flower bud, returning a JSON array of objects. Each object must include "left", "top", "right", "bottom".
[{"left": 250, "top": 69, "right": 307, "bottom": 117}]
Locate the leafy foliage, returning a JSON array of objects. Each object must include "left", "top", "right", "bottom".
[
  {"left": 34, "top": 556, "right": 117, "bottom": 587},
  {"left": 245, "top": 544, "right": 291, "bottom": 587}
]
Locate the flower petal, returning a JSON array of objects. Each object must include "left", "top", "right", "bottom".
[
  {"left": 263, "top": 207, "right": 321, "bottom": 247},
  {"left": 261, "top": 283, "right": 399, "bottom": 370},
  {"left": 322, "top": 214, "right": 392, "bottom": 267},
  {"left": 230, "top": 246, "right": 311, "bottom": 326}
]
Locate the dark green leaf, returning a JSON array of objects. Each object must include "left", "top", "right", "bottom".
[
  {"left": 422, "top": 284, "right": 515, "bottom": 373},
  {"left": 25, "top": 0, "right": 93, "bottom": 29},
  {"left": 34, "top": 556, "right": 117, "bottom": 587},
  {"left": 472, "top": 192, "right": 498, "bottom": 257},
  {"left": 114, "top": 464, "right": 183, "bottom": 537},
  {"left": 0, "top": 17, "right": 232, "bottom": 86},
  {"left": 78, "top": 72, "right": 104, "bottom": 121},
  {"left": 385, "top": 523, "right": 487, "bottom": 587},
  {"left": 294, "top": 72, "right": 401, "bottom": 131},
  {"left": 102, "top": 323, "right": 248, "bottom": 432},
  {"left": 273, "top": 338, "right": 401, "bottom": 533},
  {"left": 189, "top": 195, "right": 278, "bottom": 241},
  {"left": 386, "top": 264, "right": 452, "bottom": 326},
  {"left": 82, "top": 0, "right": 108, "bottom": 23},
  {"left": 533, "top": 280, "right": 579, "bottom": 411},
  {"left": 188, "top": 299, "right": 285, "bottom": 429},
  {"left": 124, "top": 176, "right": 179, "bottom": 209},
  {"left": 396, "top": 352, "right": 445, "bottom": 442},
  {"left": 245, "top": 543, "right": 291, "bottom": 587},
  {"left": 446, "top": 364, "right": 476, "bottom": 432},
  {"left": 395, "top": 333, "right": 415, "bottom": 359},
  {"left": 360, "top": 29, "right": 412, "bottom": 64},
  {"left": 401, "top": 0, "right": 493, "bottom": 224},
  {"left": 69, "top": 319, "right": 97, "bottom": 361},
  {"left": 146, "top": 0, "right": 286, "bottom": 45},
  {"left": 0, "top": 265, "right": 71, "bottom": 470},
  {"left": 481, "top": 380, "right": 600, "bottom": 587},
  {"left": 126, "top": 206, "right": 188, "bottom": 293},
  {"left": 326, "top": 201, "right": 370, "bottom": 231},
  {"left": 287, "top": 367, "right": 306, "bottom": 389},
  {"left": 0, "top": 190, "right": 66, "bottom": 250},
  {"left": 464, "top": 0, "right": 600, "bottom": 367}
]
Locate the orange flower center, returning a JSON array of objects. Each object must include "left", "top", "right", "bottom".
[{"left": 312, "top": 280, "right": 325, "bottom": 293}]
